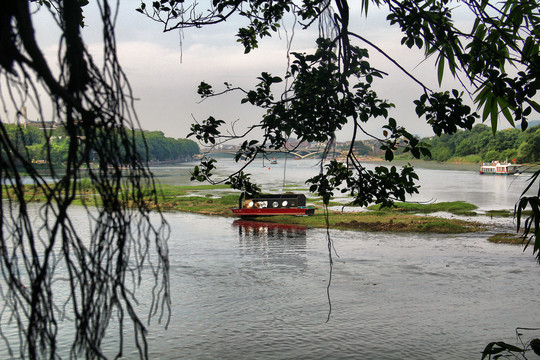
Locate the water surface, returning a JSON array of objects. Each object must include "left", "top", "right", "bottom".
[
  {"left": 139, "top": 211, "right": 540, "bottom": 359},
  {"left": 2, "top": 160, "right": 540, "bottom": 359}
]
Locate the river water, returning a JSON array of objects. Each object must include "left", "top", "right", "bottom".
[
  {"left": 3, "top": 159, "right": 540, "bottom": 359},
  {"left": 155, "top": 158, "right": 536, "bottom": 211}
]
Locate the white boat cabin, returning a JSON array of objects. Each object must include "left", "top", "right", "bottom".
[{"left": 479, "top": 161, "right": 520, "bottom": 175}]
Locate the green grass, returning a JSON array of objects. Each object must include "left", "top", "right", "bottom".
[
  {"left": 312, "top": 199, "right": 350, "bottom": 207},
  {"left": 448, "top": 154, "right": 483, "bottom": 163},
  {"left": 485, "top": 209, "right": 513, "bottom": 217},
  {"left": 157, "top": 183, "right": 231, "bottom": 195},
  {"left": 246, "top": 212, "right": 483, "bottom": 233},
  {"left": 367, "top": 201, "right": 478, "bottom": 215},
  {"left": 7, "top": 182, "right": 486, "bottom": 234},
  {"left": 156, "top": 194, "right": 238, "bottom": 215},
  {"left": 283, "top": 184, "right": 307, "bottom": 189},
  {"left": 485, "top": 209, "right": 533, "bottom": 218},
  {"left": 487, "top": 233, "right": 524, "bottom": 245}
]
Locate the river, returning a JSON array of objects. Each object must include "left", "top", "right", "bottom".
[
  {"left": 147, "top": 159, "right": 540, "bottom": 359},
  {"left": 2, "top": 159, "right": 540, "bottom": 359}
]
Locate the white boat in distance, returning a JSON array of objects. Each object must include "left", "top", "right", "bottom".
[{"left": 479, "top": 160, "right": 520, "bottom": 175}]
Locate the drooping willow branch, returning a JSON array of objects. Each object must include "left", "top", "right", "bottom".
[{"left": 0, "top": 1, "right": 170, "bottom": 359}]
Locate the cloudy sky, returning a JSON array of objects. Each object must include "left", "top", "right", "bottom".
[{"left": 31, "top": 1, "right": 485, "bottom": 142}]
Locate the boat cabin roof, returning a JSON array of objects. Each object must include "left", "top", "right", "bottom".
[{"left": 245, "top": 194, "right": 307, "bottom": 207}]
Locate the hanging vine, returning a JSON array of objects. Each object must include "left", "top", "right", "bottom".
[{"left": 0, "top": 1, "right": 170, "bottom": 359}]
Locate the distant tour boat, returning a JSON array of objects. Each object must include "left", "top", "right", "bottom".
[
  {"left": 479, "top": 160, "right": 520, "bottom": 175},
  {"left": 270, "top": 158, "right": 278, "bottom": 164},
  {"left": 232, "top": 193, "right": 315, "bottom": 217}
]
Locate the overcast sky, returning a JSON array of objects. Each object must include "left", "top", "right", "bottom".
[{"left": 30, "top": 1, "right": 494, "bottom": 142}]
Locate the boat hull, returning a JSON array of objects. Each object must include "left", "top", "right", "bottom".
[
  {"left": 479, "top": 171, "right": 518, "bottom": 175},
  {"left": 231, "top": 207, "right": 315, "bottom": 217}
]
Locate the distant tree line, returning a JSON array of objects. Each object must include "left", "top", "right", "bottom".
[
  {"left": 393, "top": 123, "right": 540, "bottom": 163},
  {"left": 1, "top": 124, "right": 199, "bottom": 165},
  {"left": 135, "top": 130, "right": 200, "bottom": 162},
  {"left": 351, "top": 141, "right": 373, "bottom": 156}
]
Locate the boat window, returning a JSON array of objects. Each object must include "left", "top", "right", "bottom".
[
  {"left": 282, "top": 201, "right": 288, "bottom": 207},
  {"left": 272, "top": 201, "right": 279, "bottom": 208}
]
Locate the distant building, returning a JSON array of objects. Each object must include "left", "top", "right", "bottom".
[{"left": 22, "top": 119, "right": 58, "bottom": 130}]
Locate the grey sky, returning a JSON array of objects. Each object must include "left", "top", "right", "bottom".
[{"left": 29, "top": 1, "right": 501, "bottom": 142}]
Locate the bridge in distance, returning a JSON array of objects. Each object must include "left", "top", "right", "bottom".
[{"left": 201, "top": 147, "right": 329, "bottom": 160}]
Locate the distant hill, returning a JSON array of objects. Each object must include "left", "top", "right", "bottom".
[{"left": 406, "top": 123, "right": 540, "bottom": 163}]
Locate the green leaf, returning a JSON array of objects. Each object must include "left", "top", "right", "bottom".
[
  {"left": 498, "top": 97, "right": 514, "bottom": 127},
  {"left": 481, "top": 341, "right": 525, "bottom": 359},
  {"left": 437, "top": 54, "right": 445, "bottom": 85},
  {"left": 385, "top": 148, "right": 394, "bottom": 161},
  {"left": 490, "top": 98, "right": 498, "bottom": 132},
  {"left": 475, "top": 85, "right": 490, "bottom": 108},
  {"left": 482, "top": 94, "right": 493, "bottom": 122},
  {"left": 527, "top": 100, "right": 540, "bottom": 113},
  {"left": 420, "top": 147, "right": 432, "bottom": 158},
  {"left": 361, "top": 0, "right": 369, "bottom": 16}
]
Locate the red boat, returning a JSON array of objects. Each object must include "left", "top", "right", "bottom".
[{"left": 232, "top": 194, "right": 315, "bottom": 217}]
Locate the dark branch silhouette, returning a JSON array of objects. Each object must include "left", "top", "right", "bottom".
[{"left": 0, "top": 1, "right": 170, "bottom": 359}]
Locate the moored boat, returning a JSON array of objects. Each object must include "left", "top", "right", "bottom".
[
  {"left": 479, "top": 160, "right": 520, "bottom": 175},
  {"left": 232, "top": 193, "right": 315, "bottom": 217}
]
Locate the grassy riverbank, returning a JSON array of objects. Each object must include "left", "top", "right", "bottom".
[
  {"left": 242, "top": 212, "right": 482, "bottom": 233},
  {"left": 367, "top": 201, "right": 478, "bottom": 216},
  {"left": 150, "top": 185, "right": 486, "bottom": 233},
  {"left": 7, "top": 183, "right": 509, "bottom": 234}
]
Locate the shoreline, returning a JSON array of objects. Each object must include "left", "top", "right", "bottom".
[
  {"left": 152, "top": 186, "right": 490, "bottom": 234},
  {"left": 6, "top": 182, "right": 525, "bottom": 243}
]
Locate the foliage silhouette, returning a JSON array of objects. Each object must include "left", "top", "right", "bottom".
[{"left": 0, "top": 1, "right": 169, "bottom": 359}]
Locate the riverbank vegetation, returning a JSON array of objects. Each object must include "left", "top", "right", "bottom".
[
  {"left": 5, "top": 182, "right": 489, "bottom": 234},
  {"left": 153, "top": 187, "right": 485, "bottom": 233},
  {"left": 367, "top": 201, "right": 478, "bottom": 216},
  {"left": 249, "top": 212, "right": 482, "bottom": 233},
  {"left": 394, "top": 123, "right": 540, "bottom": 164},
  {"left": 488, "top": 233, "right": 524, "bottom": 245}
]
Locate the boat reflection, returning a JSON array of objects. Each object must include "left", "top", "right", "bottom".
[
  {"left": 233, "top": 220, "right": 308, "bottom": 269},
  {"left": 232, "top": 219, "right": 307, "bottom": 238}
]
